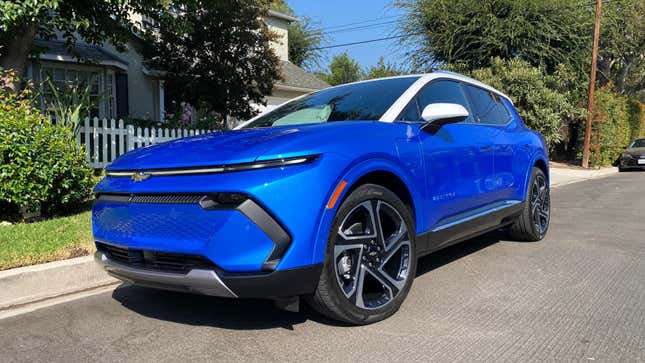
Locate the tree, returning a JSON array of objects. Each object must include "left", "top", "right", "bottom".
[
  {"left": 597, "top": 0, "right": 645, "bottom": 97},
  {"left": 270, "top": 0, "right": 326, "bottom": 70},
  {"left": 470, "top": 58, "right": 585, "bottom": 149},
  {"left": 365, "top": 57, "right": 403, "bottom": 79},
  {"left": 287, "top": 18, "right": 326, "bottom": 70},
  {"left": 317, "top": 52, "right": 364, "bottom": 86},
  {"left": 0, "top": 0, "right": 162, "bottom": 89},
  {"left": 143, "top": 0, "right": 281, "bottom": 120},
  {"left": 395, "top": 0, "right": 591, "bottom": 74}
]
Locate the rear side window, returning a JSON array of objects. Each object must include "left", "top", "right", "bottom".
[
  {"left": 494, "top": 94, "right": 512, "bottom": 122},
  {"left": 464, "top": 85, "right": 508, "bottom": 125},
  {"left": 398, "top": 80, "right": 473, "bottom": 123}
]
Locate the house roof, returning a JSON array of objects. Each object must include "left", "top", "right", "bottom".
[
  {"left": 33, "top": 39, "right": 129, "bottom": 70},
  {"left": 267, "top": 9, "right": 299, "bottom": 23},
  {"left": 277, "top": 61, "right": 329, "bottom": 92}
]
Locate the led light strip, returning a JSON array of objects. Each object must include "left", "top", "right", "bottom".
[{"left": 105, "top": 155, "right": 319, "bottom": 178}]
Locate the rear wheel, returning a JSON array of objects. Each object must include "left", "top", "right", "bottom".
[
  {"left": 508, "top": 167, "right": 550, "bottom": 241},
  {"left": 308, "top": 184, "right": 416, "bottom": 325}
]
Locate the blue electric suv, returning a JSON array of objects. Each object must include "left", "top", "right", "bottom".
[{"left": 93, "top": 71, "right": 550, "bottom": 324}]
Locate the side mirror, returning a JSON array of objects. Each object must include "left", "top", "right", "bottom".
[{"left": 420, "top": 103, "right": 469, "bottom": 134}]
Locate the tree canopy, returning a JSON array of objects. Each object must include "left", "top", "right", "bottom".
[
  {"left": 317, "top": 52, "right": 364, "bottom": 86},
  {"left": 597, "top": 0, "right": 645, "bottom": 96},
  {"left": 0, "top": 0, "right": 164, "bottom": 84},
  {"left": 365, "top": 57, "right": 404, "bottom": 79},
  {"left": 395, "top": 0, "right": 591, "bottom": 74},
  {"left": 471, "top": 58, "right": 585, "bottom": 147}
]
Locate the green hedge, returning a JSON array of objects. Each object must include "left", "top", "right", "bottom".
[
  {"left": 580, "top": 86, "right": 645, "bottom": 167},
  {"left": 626, "top": 99, "right": 644, "bottom": 140},
  {"left": 470, "top": 58, "right": 585, "bottom": 149},
  {"left": 0, "top": 71, "right": 93, "bottom": 221}
]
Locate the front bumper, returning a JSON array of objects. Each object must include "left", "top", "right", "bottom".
[
  {"left": 621, "top": 157, "right": 645, "bottom": 169},
  {"left": 95, "top": 250, "right": 322, "bottom": 298}
]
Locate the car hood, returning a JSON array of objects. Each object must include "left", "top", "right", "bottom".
[
  {"left": 106, "top": 121, "right": 384, "bottom": 171},
  {"left": 625, "top": 147, "right": 645, "bottom": 155}
]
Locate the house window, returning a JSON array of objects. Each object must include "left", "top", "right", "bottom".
[{"left": 40, "top": 64, "right": 116, "bottom": 119}]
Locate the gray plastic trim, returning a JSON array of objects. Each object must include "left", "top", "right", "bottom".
[
  {"left": 94, "top": 251, "right": 237, "bottom": 298},
  {"left": 237, "top": 199, "right": 292, "bottom": 271}
]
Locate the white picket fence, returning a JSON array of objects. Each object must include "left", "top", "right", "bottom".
[{"left": 77, "top": 118, "right": 213, "bottom": 168}]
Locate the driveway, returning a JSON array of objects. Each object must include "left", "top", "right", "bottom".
[{"left": 1, "top": 172, "right": 644, "bottom": 362}]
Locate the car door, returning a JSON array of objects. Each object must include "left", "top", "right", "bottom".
[
  {"left": 399, "top": 80, "right": 497, "bottom": 231},
  {"left": 463, "top": 85, "right": 529, "bottom": 203}
]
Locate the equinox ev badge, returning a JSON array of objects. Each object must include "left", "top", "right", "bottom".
[{"left": 131, "top": 172, "right": 151, "bottom": 182}]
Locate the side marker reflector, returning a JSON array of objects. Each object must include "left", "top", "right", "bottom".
[{"left": 327, "top": 181, "right": 348, "bottom": 210}]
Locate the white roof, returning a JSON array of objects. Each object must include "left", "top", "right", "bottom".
[{"left": 235, "top": 70, "right": 513, "bottom": 128}]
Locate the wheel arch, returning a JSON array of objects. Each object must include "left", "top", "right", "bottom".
[
  {"left": 534, "top": 158, "right": 549, "bottom": 182},
  {"left": 521, "top": 153, "right": 550, "bottom": 201},
  {"left": 311, "top": 157, "right": 424, "bottom": 265},
  {"left": 344, "top": 170, "right": 415, "bottom": 222}
]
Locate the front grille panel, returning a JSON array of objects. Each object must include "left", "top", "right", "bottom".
[
  {"left": 97, "top": 194, "right": 203, "bottom": 204},
  {"left": 97, "top": 242, "right": 217, "bottom": 273}
]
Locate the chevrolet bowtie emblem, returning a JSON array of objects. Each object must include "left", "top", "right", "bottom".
[{"left": 131, "top": 172, "right": 151, "bottom": 182}]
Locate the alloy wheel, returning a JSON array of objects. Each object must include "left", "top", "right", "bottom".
[
  {"left": 333, "top": 200, "right": 412, "bottom": 310},
  {"left": 531, "top": 174, "right": 550, "bottom": 237}
]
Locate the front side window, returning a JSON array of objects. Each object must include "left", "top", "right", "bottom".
[
  {"left": 242, "top": 77, "right": 420, "bottom": 129},
  {"left": 398, "top": 80, "right": 473, "bottom": 123}
]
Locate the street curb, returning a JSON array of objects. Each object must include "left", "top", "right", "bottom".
[
  {"left": 550, "top": 167, "right": 618, "bottom": 188},
  {"left": 0, "top": 255, "right": 118, "bottom": 312}
]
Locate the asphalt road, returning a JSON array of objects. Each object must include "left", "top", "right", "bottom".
[{"left": 1, "top": 172, "right": 644, "bottom": 362}]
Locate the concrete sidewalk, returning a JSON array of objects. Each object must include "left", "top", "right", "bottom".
[{"left": 550, "top": 164, "right": 617, "bottom": 187}]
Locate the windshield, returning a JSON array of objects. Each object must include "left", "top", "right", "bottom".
[
  {"left": 630, "top": 139, "right": 645, "bottom": 148},
  {"left": 242, "top": 77, "right": 420, "bottom": 129}
]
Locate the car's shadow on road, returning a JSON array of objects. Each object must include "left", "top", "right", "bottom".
[
  {"left": 415, "top": 231, "right": 503, "bottom": 277},
  {"left": 111, "top": 231, "right": 506, "bottom": 330}
]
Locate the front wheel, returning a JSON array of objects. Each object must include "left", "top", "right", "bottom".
[
  {"left": 508, "top": 167, "right": 550, "bottom": 241},
  {"left": 308, "top": 184, "right": 417, "bottom": 325}
]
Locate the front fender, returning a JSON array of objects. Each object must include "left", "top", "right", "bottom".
[{"left": 310, "top": 154, "right": 425, "bottom": 265}]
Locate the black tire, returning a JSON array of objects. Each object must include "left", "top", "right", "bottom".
[
  {"left": 508, "top": 167, "right": 550, "bottom": 242},
  {"left": 307, "top": 184, "right": 417, "bottom": 325}
]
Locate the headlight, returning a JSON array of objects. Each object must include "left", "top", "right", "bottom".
[
  {"left": 622, "top": 153, "right": 633, "bottom": 159},
  {"left": 106, "top": 154, "right": 319, "bottom": 178}
]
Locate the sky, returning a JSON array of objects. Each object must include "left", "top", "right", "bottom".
[{"left": 286, "top": 0, "right": 407, "bottom": 72}]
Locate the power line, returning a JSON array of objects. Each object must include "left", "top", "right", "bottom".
[
  {"left": 310, "top": 33, "right": 424, "bottom": 50},
  {"left": 313, "top": 15, "right": 401, "bottom": 33},
  {"left": 310, "top": 20, "right": 402, "bottom": 36}
]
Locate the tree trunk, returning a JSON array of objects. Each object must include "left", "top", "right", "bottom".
[
  {"left": 616, "top": 57, "right": 633, "bottom": 94},
  {"left": 0, "top": 22, "right": 38, "bottom": 91}
]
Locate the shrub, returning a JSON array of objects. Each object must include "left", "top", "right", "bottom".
[
  {"left": 582, "top": 85, "right": 633, "bottom": 166},
  {"left": 626, "top": 99, "right": 644, "bottom": 140},
  {"left": 0, "top": 71, "right": 93, "bottom": 221},
  {"left": 470, "top": 58, "right": 585, "bottom": 150}
]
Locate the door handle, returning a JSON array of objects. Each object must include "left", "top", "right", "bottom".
[{"left": 480, "top": 145, "right": 492, "bottom": 151}]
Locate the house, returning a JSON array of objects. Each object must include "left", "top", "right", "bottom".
[{"left": 24, "top": 9, "right": 328, "bottom": 122}]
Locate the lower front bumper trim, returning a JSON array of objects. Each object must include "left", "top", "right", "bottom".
[{"left": 94, "top": 251, "right": 237, "bottom": 298}]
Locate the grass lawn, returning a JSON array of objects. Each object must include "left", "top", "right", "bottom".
[{"left": 0, "top": 211, "right": 94, "bottom": 270}]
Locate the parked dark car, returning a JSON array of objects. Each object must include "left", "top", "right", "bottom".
[{"left": 619, "top": 138, "right": 645, "bottom": 171}]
